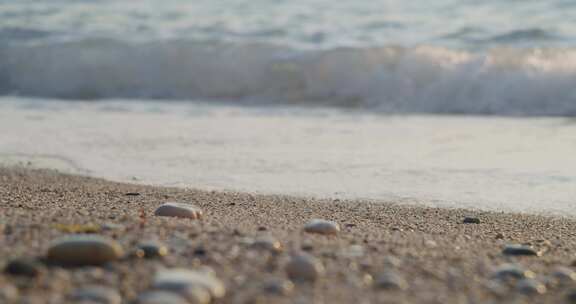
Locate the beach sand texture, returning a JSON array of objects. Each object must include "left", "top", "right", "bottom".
[{"left": 1, "top": 167, "right": 576, "bottom": 303}]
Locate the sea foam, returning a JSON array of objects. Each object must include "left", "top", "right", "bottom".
[{"left": 2, "top": 39, "right": 576, "bottom": 116}]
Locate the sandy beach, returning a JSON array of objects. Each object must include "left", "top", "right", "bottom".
[{"left": 1, "top": 167, "right": 575, "bottom": 303}]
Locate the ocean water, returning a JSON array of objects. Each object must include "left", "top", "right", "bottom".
[{"left": 2, "top": 1, "right": 576, "bottom": 215}]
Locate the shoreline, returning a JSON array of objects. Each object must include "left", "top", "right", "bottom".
[{"left": 1, "top": 167, "right": 576, "bottom": 303}]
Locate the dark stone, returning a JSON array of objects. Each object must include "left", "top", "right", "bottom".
[
  {"left": 4, "top": 259, "right": 42, "bottom": 277},
  {"left": 463, "top": 217, "right": 480, "bottom": 224},
  {"left": 193, "top": 247, "right": 207, "bottom": 256},
  {"left": 502, "top": 244, "right": 540, "bottom": 256},
  {"left": 492, "top": 264, "right": 535, "bottom": 281},
  {"left": 125, "top": 192, "right": 140, "bottom": 196},
  {"left": 136, "top": 241, "right": 169, "bottom": 259},
  {"left": 257, "top": 226, "right": 267, "bottom": 231}
]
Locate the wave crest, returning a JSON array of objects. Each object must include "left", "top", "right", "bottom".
[{"left": 2, "top": 39, "right": 576, "bottom": 116}]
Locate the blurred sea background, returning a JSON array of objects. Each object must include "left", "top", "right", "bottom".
[{"left": 2, "top": 0, "right": 576, "bottom": 215}]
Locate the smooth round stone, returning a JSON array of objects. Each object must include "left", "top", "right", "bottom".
[
  {"left": 69, "top": 286, "right": 121, "bottom": 304},
  {"left": 502, "top": 244, "right": 540, "bottom": 256},
  {"left": 154, "top": 203, "right": 203, "bottom": 219},
  {"left": 249, "top": 237, "right": 282, "bottom": 253},
  {"left": 303, "top": 219, "right": 340, "bottom": 235},
  {"left": 153, "top": 269, "right": 225, "bottom": 300},
  {"left": 47, "top": 235, "right": 124, "bottom": 266},
  {"left": 136, "top": 241, "right": 169, "bottom": 259},
  {"left": 135, "top": 291, "right": 189, "bottom": 304},
  {"left": 374, "top": 272, "right": 408, "bottom": 290},
  {"left": 4, "top": 258, "right": 42, "bottom": 277},
  {"left": 285, "top": 253, "right": 325, "bottom": 282},
  {"left": 516, "top": 279, "right": 547, "bottom": 295},
  {"left": 491, "top": 264, "right": 535, "bottom": 281}
]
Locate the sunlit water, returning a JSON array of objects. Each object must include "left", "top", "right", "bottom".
[{"left": 2, "top": 1, "right": 576, "bottom": 215}]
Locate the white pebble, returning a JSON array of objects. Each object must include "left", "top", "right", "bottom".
[
  {"left": 135, "top": 291, "right": 189, "bottom": 304},
  {"left": 153, "top": 269, "right": 225, "bottom": 300},
  {"left": 304, "top": 219, "right": 340, "bottom": 235},
  {"left": 69, "top": 286, "right": 121, "bottom": 304},
  {"left": 154, "top": 203, "right": 203, "bottom": 219}
]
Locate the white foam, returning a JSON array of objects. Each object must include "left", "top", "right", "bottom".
[
  {"left": 2, "top": 99, "right": 576, "bottom": 217},
  {"left": 3, "top": 40, "right": 576, "bottom": 116}
]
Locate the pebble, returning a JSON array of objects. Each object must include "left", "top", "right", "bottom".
[
  {"left": 135, "top": 291, "right": 189, "bottom": 304},
  {"left": 374, "top": 271, "right": 408, "bottom": 290},
  {"left": 462, "top": 217, "right": 480, "bottom": 224},
  {"left": 136, "top": 241, "right": 169, "bottom": 259},
  {"left": 502, "top": 244, "right": 540, "bottom": 256},
  {"left": 303, "top": 219, "right": 340, "bottom": 235},
  {"left": 46, "top": 235, "right": 124, "bottom": 266},
  {"left": 69, "top": 286, "right": 122, "bottom": 304},
  {"left": 152, "top": 269, "right": 225, "bottom": 300},
  {"left": 551, "top": 267, "right": 576, "bottom": 284},
  {"left": 0, "top": 284, "right": 19, "bottom": 302},
  {"left": 154, "top": 203, "right": 203, "bottom": 219},
  {"left": 285, "top": 252, "right": 325, "bottom": 282},
  {"left": 492, "top": 264, "right": 535, "bottom": 281},
  {"left": 4, "top": 258, "right": 42, "bottom": 277},
  {"left": 261, "top": 279, "right": 295, "bottom": 296},
  {"left": 515, "top": 278, "right": 547, "bottom": 295},
  {"left": 249, "top": 237, "right": 282, "bottom": 253}
]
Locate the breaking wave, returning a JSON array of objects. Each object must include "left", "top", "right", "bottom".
[{"left": 2, "top": 39, "right": 576, "bottom": 116}]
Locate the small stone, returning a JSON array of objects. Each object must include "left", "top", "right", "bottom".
[
  {"left": 154, "top": 203, "right": 203, "bottom": 219},
  {"left": 153, "top": 269, "right": 225, "bottom": 300},
  {"left": 136, "top": 241, "right": 169, "bottom": 259},
  {"left": 303, "top": 219, "right": 340, "bottom": 235},
  {"left": 502, "top": 244, "right": 540, "bottom": 256},
  {"left": 135, "top": 291, "right": 189, "bottom": 304},
  {"left": 101, "top": 223, "right": 125, "bottom": 231},
  {"left": 249, "top": 237, "right": 282, "bottom": 253},
  {"left": 463, "top": 217, "right": 480, "bottom": 224},
  {"left": 516, "top": 279, "right": 546, "bottom": 295},
  {"left": 383, "top": 256, "right": 402, "bottom": 268},
  {"left": 0, "top": 284, "right": 19, "bottom": 302},
  {"left": 285, "top": 252, "right": 325, "bottom": 282},
  {"left": 495, "top": 233, "right": 505, "bottom": 239},
  {"left": 262, "top": 279, "right": 295, "bottom": 296},
  {"left": 4, "top": 258, "right": 42, "bottom": 277},
  {"left": 46, "top": 235, "right": 124, "bottom": 266},
  {"left": 340, "top": 245, "right": 365, "bottom": 258},
  {"left": 374, "top": 272, "right": 408, "bottom": 290},
  {"left": 492, "top": 264, "right": 535, "bottom": 281},
  {"left": 69, "top": 286, "right": 121, "bottom": 304},
  {"left": 551, "top": 267, "right": 576, "bottom": 284}
]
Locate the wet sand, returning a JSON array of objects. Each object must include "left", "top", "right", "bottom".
[{"left": 1, "top": 167, "right": 576, "bottom": 303}]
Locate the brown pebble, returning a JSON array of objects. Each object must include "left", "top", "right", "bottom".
[{"left": 46, "top": 235, "right": 124, "bottom": 266}]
